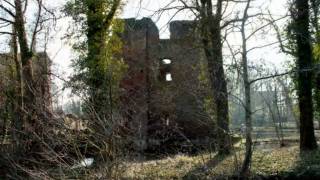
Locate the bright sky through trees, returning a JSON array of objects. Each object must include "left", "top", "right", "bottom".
[{"left": 0, "top": 0, "right": 289, "bottom": 104}]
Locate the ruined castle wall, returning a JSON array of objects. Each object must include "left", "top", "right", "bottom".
[
  {"left": 161, "top": 21, "right": 213, "bottom": 138},
  {"left": 0, "top": 53, "right": 52, "bottom": 133},
  {"left": 120, "top": 18, "right": 214, "bottom": 150},
  {"left": 0, "top": 53, "right": 52, "bottom": 107},
  {"left": 120, "top": 18, "right": 160, "bottom": 151}
]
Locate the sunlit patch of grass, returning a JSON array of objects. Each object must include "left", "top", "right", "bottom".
[
  {"left": 251, "top": 146, "right": 298, "bottom": 175},
  {"left": 121, "top": 145, "right": 320, "bottom": 179},
  {"left": 122, "top": 153, "right": 211, "bottom": 179},
  {"left": 121, "top": 151, "right": 242, "bottom": 179}
]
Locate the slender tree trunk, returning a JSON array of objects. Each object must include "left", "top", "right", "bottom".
[
  {"left": 11, "top": 27, "right": 23, "bottom": 144},
  {"left": 261, "top": 90, "right": 282, "bottom": 146},
  {"left": 294, "top": 0, "right": 318, "bottom": 150},
  {"left": 277, "top": 78, "right": 299, "bottom": 129},
  {"left": 274, "top": 87, "right": 285, "bottom": 146},
  {"left": 14, "top": 0, "right": 37, "bottom": 137},
  {"left": 240, "top": 0, "right": 252, "bottom": 176}
]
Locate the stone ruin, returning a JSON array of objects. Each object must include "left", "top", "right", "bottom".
[
  {"left": 0, "top": 53, "right": 52, "bottom": 133},
  {"left": 120, "top": 18, "right": 214, "bottom": 152},
  {"left": 0, "top": 18, "right": 215, "bottom": 152}
]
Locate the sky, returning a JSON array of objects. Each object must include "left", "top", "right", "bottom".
[
  {"left": 48, "top": 0, "right": 289, "bottom": 77},
  {"left": 1, "top": 0, "right": 290, "bottom": 104}
]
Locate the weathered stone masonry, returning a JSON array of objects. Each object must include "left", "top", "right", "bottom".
[
  {"left": 120, "top": 18, "right": 214, "bottom": 150},
  {"left": 0, "top": 18, "right": 214, "bottom": 151}
]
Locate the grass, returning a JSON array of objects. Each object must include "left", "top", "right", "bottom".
[
  {"left": 21, "top": 142, "right": 320, "bottom": 179},
  {"left": 120, "top": 145, "right": 320, "bottom": 179}
]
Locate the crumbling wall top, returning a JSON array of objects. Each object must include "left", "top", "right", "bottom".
[
  {"left": 123, "top": 18, "right": 159, "bottom": 35},
  {"left": 169, "top": 20, "right": 197, "bottom": 39}
]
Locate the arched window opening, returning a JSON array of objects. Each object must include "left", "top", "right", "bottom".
[
  {"left": 162, "top": 59, "right": 172, "bottom": 65},
  {"left": 160, "top": 58, "right": 173, "bottom": 82},
  {"left": 166, "top": 73, "right": 172, "bottom": 81}
]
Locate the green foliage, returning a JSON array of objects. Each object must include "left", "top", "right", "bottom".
[
  {"left": 285, "top": 21, "right": 298, "bottom": 56},
  {"left": 312, "top": 43, "right": 320, "bottom": 121},
  {"left": 313, "top": 43, "right": 320, "bottom": 62},
  {"left": 64, "top": 2, "right": 126, "bottom": 163},
  {"left": 283, "top": 18, "right": 320, "bottom": 124},
  {"left": 96, "top": 19, "right": 127, "bottom": 109},
  {"left": 283, "top": 20, "right": 299, "bottom": 93},
  {"left": 286, "top": 7, "right": 320, "bottom": 122},
  {"left": 64, "top": 0, "right": 125, "bottom": 119}
]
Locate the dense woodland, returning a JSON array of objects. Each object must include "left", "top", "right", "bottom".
[{"left": 0, "top": 0, "right": 320, "bottom": 179}]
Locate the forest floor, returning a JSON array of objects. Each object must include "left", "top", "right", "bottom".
[
  {"left": 120, "top": 142, "right": 320, "bottom": 179},
  {"left": 3, "top": 130, "right": 320, "bottom": 179}
]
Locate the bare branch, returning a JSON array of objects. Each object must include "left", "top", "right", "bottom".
[
  {"left": 0, "top": 17, "right": 14, "bottom": 24},
  {"left": 0, "top": 31, "right": 14, "bottom": 35},
  {"left": 104, "top": 0, "right": 121, "bottom": 28},
  {"left": 0, "top": 3, "right": 15, "bottom": 17},
  {"left": 250, "top": 70, "right": 293, "bottom": 85},
  {"left": 30, "top": 0, "right": 42, "bottom": 51},
  {"left": 247, "top": 41, "right": 278, "bottom": 53},
  {"left": 246, "top": 15, "right": 287, "bottom": 40},
  {"left": 266, "top": 10, "right": 294, "bottom": 56},
  {"left": 221, "top": 13, "right": 262, "bottom": 29},
  {"left": 249, "top": 66, "right": 319, "bottom": 85},
  {"left": 3, "top": 0, "right": 15, "bottom": 8}
]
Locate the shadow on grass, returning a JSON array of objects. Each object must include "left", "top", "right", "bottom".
[
  {"left": 182, "top": 146, "right": 320, "bottom": 180},
  {"left": 280, "top": 148, "right": 320, "bottom": 180},
  {"left": 251, "top": 147, "right": 320, "bottom": 180},
  {"left": 182, "top": 152, "right": 229, "bottom": 180}
]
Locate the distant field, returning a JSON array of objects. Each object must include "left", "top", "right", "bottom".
[{"left": 252, "top": 129, "right": 320, "bottom": 140}]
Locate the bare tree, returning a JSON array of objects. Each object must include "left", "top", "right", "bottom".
[
  {"left": 277, "top": 76, "right": 299, "bottom": 129},
  {"left": 235, "top": 0, "right": 286, "bottom": 175},
  {"left": 0, "top": 0, "right": 55, "bottom": 140},
  {"left": 260, "top": 81, "right": 285, "bottom": 146},
  {"left": 239, "top": 0, "right": 252, "bottom": 176}
]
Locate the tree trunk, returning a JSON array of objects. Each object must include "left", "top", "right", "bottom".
[
  {"left": 240, "top": 1, "right": 252, "bottom": 176},
  {"left": 14, "top": 0, "right": 37, "bottom": 137},
  {"left": 316, "top": 73, "right": 320, "bottom": 129},
  {"left": 85, "top": 0, "right": 120, "bottom": 163},
  {"left": 210, "top": 26, "right": 231, "bottom": 155},
  {"left": 200, "top": 0, "right": 231, "bottom": 155},
  {"left": 11, "top": 27, "right": 24, "bottom": 144},
  {"left": 261, "top": 90, "right": 282, "bottom": 147},
  {"left": 294, "top": 0, "right": 318, "bottom": 150},
  {"left": 85, "top": 0, "right": 119, "bottom": 119},
  {"left": 277, "top": 78, "right": 299, "bottom": 129},
  {"left": 274, "top": 86, "right": 285, "bottom": 146},
  {"left": 240, "top": 74, "right": 252, "bottom": 176}
]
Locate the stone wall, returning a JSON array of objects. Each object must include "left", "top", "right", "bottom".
[
  {"left": 0, "top": 53, "right": 51, "bottom": 136},
  {"left": 120, "top": 18, "right": 214, "bottom": 151},
  {"left": 0, "top": 53, "right": 52, "bottom": 117},
  {"left": 120, "top": 18, "right": 160, "bottom": 151}
]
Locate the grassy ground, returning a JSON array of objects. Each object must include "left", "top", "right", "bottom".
[
  {"left": 120, "top": 144, "right": 320, "bottom": 179},
  {"left": 5, "top": 132, "right": 318, "bottom": 179},
  {"left": 12, "top": 141, "right": 320, "bottom": 179}
]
